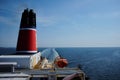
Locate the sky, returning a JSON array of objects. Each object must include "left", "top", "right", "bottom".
[{"left": 0, "top": 0, "right": 120, "bottom": 47}]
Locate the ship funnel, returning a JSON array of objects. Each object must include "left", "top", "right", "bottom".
[{"left": 16, "top": 8, "right": 37, "bottom": 53}]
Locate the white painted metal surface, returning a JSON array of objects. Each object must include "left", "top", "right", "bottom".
[
  {"left": 0, "top": 52, "right": 41, "bottom": 69},
  {"left": 0, "top": 62, "right": 17, "bottom": 65},
  {"left": 0, "top": 73, "right": 30, "bottom": 80}
]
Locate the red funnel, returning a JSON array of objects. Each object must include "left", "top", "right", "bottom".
[{"left": 16, "top": 9, "right": 37, "bottom": 53}]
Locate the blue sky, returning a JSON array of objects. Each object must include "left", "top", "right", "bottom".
[{"left": 0, "top": 0, "right": 120, "bottom": 47}]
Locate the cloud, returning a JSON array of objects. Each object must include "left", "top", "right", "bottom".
[
  {"left": 0, "top": 16, "right": 18, "bottom": 27},
  {"left": 37, "top": 14, "right": 70, "bottom": 27},
  {"left": 111, "top": 12, "right": 120, "bottom": 17},
  {"left": 87, "top": 11, "right": 120, "bottom": 19},
  {"left": 37, "top": 16, "right": 57, "bottom": 27},
  {"left": 59, "top": 0, "right": 92, "bottom": 10}
]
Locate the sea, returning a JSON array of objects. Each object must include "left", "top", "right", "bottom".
[{"left": 0, "top": 47, "right": 120, "bottom": 80}]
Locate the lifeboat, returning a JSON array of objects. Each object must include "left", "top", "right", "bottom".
[{"left": 55, "top": 58, "right": 68, "bottom": 68}]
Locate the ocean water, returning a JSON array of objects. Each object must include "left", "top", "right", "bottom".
[{"left": 0, "top": 47, "right": 120, "bottom": 80}]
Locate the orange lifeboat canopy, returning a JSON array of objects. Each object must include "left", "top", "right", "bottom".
[{"left": 56, "top": 58, "right": 68, "bottom": 68}]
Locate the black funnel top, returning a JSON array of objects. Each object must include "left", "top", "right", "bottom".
[{"left": 20, "top": 8, "right": 36, "bottom": 28}]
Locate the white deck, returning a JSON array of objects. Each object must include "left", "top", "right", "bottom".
[
  {"left": 0, "top": 73, "right": 29, "bottom": 78},
  {"left": 0, "top": 68, "right": 85, "bottom": 80},
  {"left": 0, "top": 62, "right": 17, "bottom": 65}
]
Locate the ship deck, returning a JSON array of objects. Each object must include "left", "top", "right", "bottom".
[{"left": 0, "top": 68, "right": 85, "bottom": 80}]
